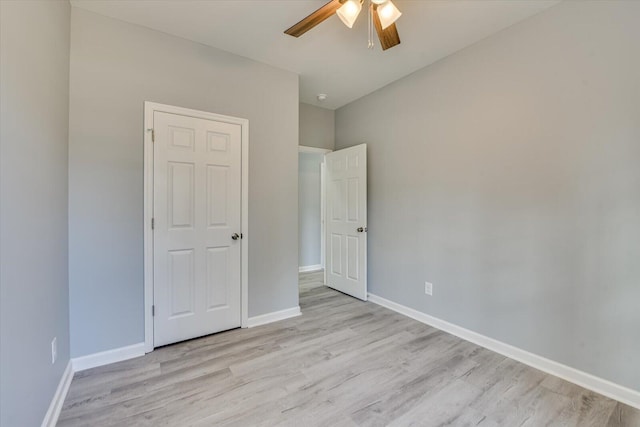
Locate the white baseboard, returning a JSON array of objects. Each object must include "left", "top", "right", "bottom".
[
  {"left": 71, "top": 342, "right": 145, "bottom": 372},
  {"left": 299, "top": 265, "right": 323, "bottom": 273},
  {"left": 367, "top": 293, "right": 640, "bottom": 410},
  {"left": 41, "top": 360, "right": 73, "bottom": 427},
  {"left": 247, "top": 306, "right": 301, "bottom": 328}
]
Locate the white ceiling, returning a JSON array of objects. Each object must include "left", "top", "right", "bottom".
[{"left": 70, "top": 0, "right": 560, "bottom": 110}]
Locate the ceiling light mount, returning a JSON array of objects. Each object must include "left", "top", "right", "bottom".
[
  {"left": 317, "top": 93, "right": 328, "bottom": 102},
  {"left": 337, "top": 0, "right": 401, "bottom": 32},
  {"left": 284, "top": 0, "right": 402, "bottom": 51}
]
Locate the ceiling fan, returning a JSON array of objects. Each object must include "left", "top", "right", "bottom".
[{"left": 285, "top": 0, "right": 402, "bottom": 51}]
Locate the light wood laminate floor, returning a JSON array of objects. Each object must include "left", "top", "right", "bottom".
[{"left": 59, "top": 272, "right": 640, "bottom": 426}]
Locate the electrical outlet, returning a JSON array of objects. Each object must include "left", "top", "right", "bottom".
[
  {"left": 51, "top": 337, "right": 57, "bottom": 365},
  {"left": 424, "top": 282, "right": 433, "bottom": 296}
]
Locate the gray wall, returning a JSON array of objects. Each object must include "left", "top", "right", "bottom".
[
  {"left": 336, "top": 0, "right": 640, "bottom": 391},
  {"left": 0, "top": 1, "right": 71, "bottom": 425},
  {"left": 299, "top": 153, "right": 324, "bottom": 268},
  {"left": 69, "top": 8, "right": 299, "bottom": 357},
  {"left": 300, "top": 103, "right": 335, "bottom": 150}
]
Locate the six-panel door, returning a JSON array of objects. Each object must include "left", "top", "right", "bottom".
[
  {"left": 153, "top": 111, "right": 241, "bottom": 347},
  {"left": 325, "top": 144, "right": 367, "bottom": 301}
]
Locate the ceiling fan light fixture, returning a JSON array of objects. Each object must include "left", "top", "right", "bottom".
[
  {"left": 377, "top": 0, "right": 402, "bottom": 30},
  {"left": 336, "top": 0, "right": 363, "bottom": 29}
]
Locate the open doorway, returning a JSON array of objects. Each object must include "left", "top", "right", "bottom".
[
  {"left": 298, "top": 144, "right": 369, "bottom": 307},
  {"left": 298, "top": 146, "right": 331, "bottom": 298}
]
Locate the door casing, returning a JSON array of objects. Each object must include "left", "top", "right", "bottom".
[
  {"left": 143, "top": 101, "right": 249, "bottom": 353},
  {"left": 298, "top": 145, "right": 332, "bottom": 273}
]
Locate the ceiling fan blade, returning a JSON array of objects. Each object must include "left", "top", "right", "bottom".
[
  {"left": 285, "top": 0, "right": 343, "bottom": 38},
  {"left": 372, "top": 4, "right": 401, "bottom": 51}
]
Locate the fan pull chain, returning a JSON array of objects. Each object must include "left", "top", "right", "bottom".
[{"left": 368, "top": 2, "right": 374, "bottom": 49}]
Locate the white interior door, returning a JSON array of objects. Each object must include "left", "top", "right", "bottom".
[
  {"left": 325, "top": 144, "right": 367, "bottom": 300},
  {"left": 153, "top": 111, "right": 241, "bottom": 347}
]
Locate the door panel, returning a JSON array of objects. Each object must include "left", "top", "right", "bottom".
[
  {"left": 154, "top": 111, "right": 241, "bottom": 347},
  {"left": 168, "top": 162, "right": 195, "bottom": 228},
  {"left": 168, "top": 249, "right": 195, "bottom": 317},
  {"left": 206, "top": 247, "right": 229, "bottom": 310},
  {"left": 207, "top": 166, "right": 229, "bottom": 226},
  {"left": 347, "top": 236, "right": 359, "bottom": 281},
  {"left": 331, "top": 233, "right": 342, "bottom": 275},
  {"left": 325, "top": 144, "right": 367, "bottom": 301}
]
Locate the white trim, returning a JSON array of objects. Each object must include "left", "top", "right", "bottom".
[
  {"left": 143, "top": 102, "right": 249, "bottom": 353},
  {"left": 144, "top": 104, "right": 154, "bottom": 353},
  {"left": 298, "top": 145, "right": 331, "bottom": 273},
  {"left": 320, "top": 161, "right": 326, "bottom": 271},
  {"left": 299, "top": 264, "right": 323, "bottom": 273},
  {"left": 246, "top": 306, "right": 301, "bottom": 328},
  {"left": 41, "top": 360, "right": 73, "bottom": 427},
  {"left": 71, "top": 343, "right": 145, "bottom": 372},
  {"left": 241, "top": 116, "right": 249, "bottom": 329},
  {"left": 367, "top": 293, "right": 640, "bottom": 410},
  {"left": 298, "top": 145, "right": 332, "bottom": 154}
]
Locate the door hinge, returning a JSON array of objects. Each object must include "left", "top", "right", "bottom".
[
  {"left": 151, "top": 218, "right": 155, "bottom": 230},
  {"left": 147, "top": 128, "right": 155, "bottom": 142},
  {"left": 152, "top": 305, "right": 155, "bottom": 316}
]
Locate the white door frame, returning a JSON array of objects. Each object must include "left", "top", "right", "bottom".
[
  {"left": 298, "top": 145, "right": 331, "bottom": 272},
  {"left": 144, "top": 102, "right": 249, "bottom": 353}
]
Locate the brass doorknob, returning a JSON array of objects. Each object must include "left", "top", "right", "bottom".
[{"left": 231, "top": 233, "right": 240, "bottom": 240}]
